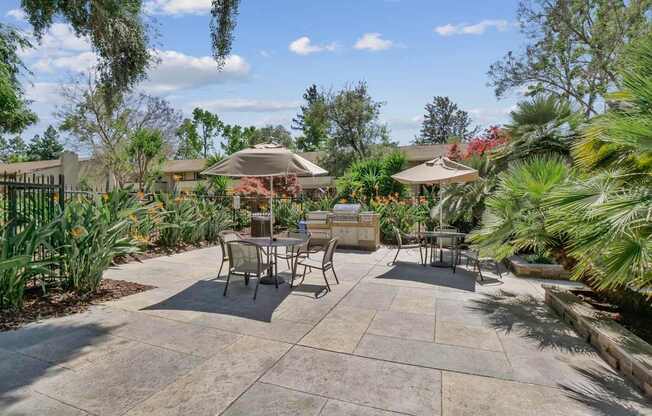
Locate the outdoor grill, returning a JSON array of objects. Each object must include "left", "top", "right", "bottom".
[
  {"left": 331, "top": 203, "right": 362, "bottom": 223},
  {"left": 306, "top": 203, "right": 379, "bottom": 250}
]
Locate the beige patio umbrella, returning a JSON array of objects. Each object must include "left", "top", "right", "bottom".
[
  {"left": 201, "top": 143, "right": 328, "bottom": 238},
  {"left": 391, "top": 156, "right": 479, "bottom": 229}
]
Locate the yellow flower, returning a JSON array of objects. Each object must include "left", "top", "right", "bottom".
[
  {"left": 102, "top": 193, "right": 109, "bottom": 201},
  {"left": 52, "top": 193, "right": 60, "bottom": 203},
  {"left": 339, "top": 198, "right": 348, "bottom": 204},
  {"left": 129, "top": 214, "right": 138, "bottom": 223},
  {"left": 70, "top": 226, "right": 87, "bottom": 239},
  {"left": 137, "top": 191, "right": 145, "bottom": 200}
]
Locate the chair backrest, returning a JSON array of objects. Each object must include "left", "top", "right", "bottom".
[
  {"left": 218, "top": 230, "right": 241, "bottom": 258},
  {"left": 287, "top": 230, "right": 311, "bottom": 255},
  {"left": 438, "top": 226, "right": 459, "bottom": 248},
  {"left": 392, "top": 226, "right": 403, "bottom": 248},
  {"left": 226, "top": 241, "right": 262, "bottom": 273},
  {"left": 322, "top": 238, "right": 339, "bottom": 267}
]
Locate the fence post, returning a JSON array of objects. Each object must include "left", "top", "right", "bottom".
[{"left": 58, "top": 174, "right": 65, "bottom": 211}]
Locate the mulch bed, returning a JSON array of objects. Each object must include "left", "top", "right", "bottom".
[
  {"left": 0, "top": 279, "right": 155, "bottom": 332},
  {"left": 114, "top": 241, "right": 216, "bottom": 264},
  {"left": 573, "top": 290, "right": 652, "bottom": 345}
]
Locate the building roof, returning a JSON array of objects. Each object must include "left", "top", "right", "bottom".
[
  {"left": 0, "top": 159, "right": 61, "bottom": 175},
  {"left": 162, "top": 159, "right": 207, "bottom": 173},
  {"left": 295, "top": 143, "right": 454, "bottom": 165},
  {"left": 397, "top": 143, "right": 454, "bottom": 163}
]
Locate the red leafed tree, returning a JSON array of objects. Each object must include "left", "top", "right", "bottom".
[
  {"left": 233, "top": 175, "right": 302, "bottom": 198},
  {"left": 464, "top": 126, "right": 509, "bottom": 159},
  {"left": 446, "top": 143, "right": 463, "bottom": 161}
]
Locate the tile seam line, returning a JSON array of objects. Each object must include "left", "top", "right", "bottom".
[
  {"left": 295, "top": 343, "right": 579, "bottom": 394},
  {"left": 29, "top": 389, "right": 100, "bottom": 416},
  {"left": 218, "top": 259, "right": 381, "bottom": 416},
  {"left": 258, "top": 380, "right": 416, "bottom": 416}
]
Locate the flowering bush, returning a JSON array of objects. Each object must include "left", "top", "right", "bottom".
[
  {"left": 464, "top": 126, "right": 509, "bottom": 159},
  {"left": 233, "top": 175, "right": 302, "bottom": 198},
  {"left": 368, "top": 194, "right": 433, "bottom": 243}
]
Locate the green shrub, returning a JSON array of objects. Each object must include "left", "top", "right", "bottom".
[
  {"left": 336, "top": 151, "right": 408, "bottom": 204},
  {"left": 55, "top": 195, "right": 139, "bottom": 294},
  {"left": 273, "top": 200, "right": 304, "bottom": 230},
  {"left": 0, "top": 222, "right": 58, "bottom": 310}
]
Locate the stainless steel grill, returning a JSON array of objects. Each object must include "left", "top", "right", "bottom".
[{"left": 331, "top": 204, "right": 361, "bottom": 223}]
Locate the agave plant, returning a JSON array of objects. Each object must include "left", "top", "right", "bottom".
[
  {"left": 545, "top": 33, "right": 652, "bottom": 292},
  {"left": 470, "top": 156, "right": 573, "bottom": 264}
]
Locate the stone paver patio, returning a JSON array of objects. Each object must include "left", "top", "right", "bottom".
[{"left": 1, "top": 246, "right": 649, "bottom": 415}]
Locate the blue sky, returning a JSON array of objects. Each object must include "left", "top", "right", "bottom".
[{"left": 2, "top": 0, "right": 524, "bottom": 147}]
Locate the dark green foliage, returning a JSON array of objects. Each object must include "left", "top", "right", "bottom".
[
  {"left": 414, "top": 96, "right": 479, "bottom": 144},
  {"left": 21, "top": 0, "right": 153, "bottom": 98},
  {"left": 27, "top": 125, "right": 64, "bottom": 161},
  {"left": 336, "top": 151, "right": 407, "bottom": 204}
]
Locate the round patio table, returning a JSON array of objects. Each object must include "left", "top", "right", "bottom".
[
  {"left": 242, "top": 236, "right": 307, "bottom": 284},
  {"left": 421, "top": 230, "right": 466, "bottom": 269}
]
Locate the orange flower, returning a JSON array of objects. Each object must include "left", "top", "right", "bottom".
[{"left": 52, "top": 193, "right": 60, "bottom": 203}]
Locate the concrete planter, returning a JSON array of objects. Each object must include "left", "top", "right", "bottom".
[
  {"left": 544, "top": 285, "right": 652, "bottom": 397},
  {"left": 507, "top": 255, "right": 569, "bottom": 279}
]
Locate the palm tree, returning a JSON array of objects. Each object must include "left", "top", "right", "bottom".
[
  {"left": 494, "top": 95, "right": 578, "bottom": 167},
  {"left": 545, "top": 33, "right": 652, "bottom": 292},
  {"left": 438, "top": 155, "right": 498, "bottom": 231},
  {"left": 470, "top": 156, "right": 573, "bottom": 266}
]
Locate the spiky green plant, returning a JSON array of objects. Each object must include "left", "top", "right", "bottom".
[
  {"left": 0, "top": 221, "right": 57, "bottom": 310},
  {"left": 55, "top": 196, "right": 139, "bottom": 294},
  {"left": 470, "top": 156, "right": 573, "bottom": 263},
  {"left": 438, "top": 155, "right": 498, "bottom": 231},
  {"left": 494, "top": 95, "right": 578, "bottom": 167},
  {"left": 545, "top": 33, "right": 652, "bottom": 292}
]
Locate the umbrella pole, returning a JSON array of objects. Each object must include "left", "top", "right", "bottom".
[
  {"left": 269, "top": 176, "right": 274, "bottom": 240},
  {"left": 439, "top": 184, "right": 444, "bottom": 263}
]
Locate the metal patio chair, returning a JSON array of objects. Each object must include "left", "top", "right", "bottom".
[
  {"left": 224, "top": 240, "right": 274, "bottom": 300},
  {"left": 276, "top": 230, "right": 311, "bottom": 271},
  {"left": 464, "top": 249, "right": 502, "bottom": 281},
  {"left": 217, "top": 230, "right": 242, "bottom": 279},
  {"left": 392, "top": 226, "right": 424, "bottom": 265},
  {"left": 291, "top": 238, "right": 339, "bottom": 292}
]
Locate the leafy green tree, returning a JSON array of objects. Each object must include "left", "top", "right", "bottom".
[
  {"left": 191, "top": 108, "right": 223, "bottom": 158},
  {"left": 20, "top": 0, "right": 153, "bottom": 97},
  {"left": 292, "top": 84, "right": 330, "bottom": 151},
  {"left": 250, "top": 125, "right": 295, "bottom": 149},
  {"left": 327, "top": 81, "right": 389, "bottom": 158},
  {"left": 488, "top": 0, "right": 652, "bottom": 117},
  {"left": 220, "top": 124, "right": 256, "bottom": 155},
  {"left": 175, "top": 119, "right": 202, "bottom": 160},
  {"left": 27, "top": 125, "right": 64, "bottom": 161},
  {"left": 0, "top": 136, "right": 29, "bottom": 162},
  {"left": 414, "top": 96, "right": 479, "bottom": 144},
  {"left": 203, "top": 154, "right": 231, "bottom": 194},
  {"left": 126, "top": 128, "right": 165, "bottom": 191},
  {"left": 59, "top": 79, "right": 181, "bottom": 187},
  {"left": 0, "top": 24, "right": 37, "bottom": 139}
]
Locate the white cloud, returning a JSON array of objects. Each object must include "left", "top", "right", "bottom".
[
  {"left": 6, "top": 8, "right": 26, "bottom": 21},
  {"left": 354, "top": 33, "right": 394, "bottom": 51},
  {"left": 467, "top": 106, "right": 516, "bottom": 125},
  {"left": 19, "top": 23, "right": 91, "bottom": 62},
  {"left": 434, "top": 20, "right": 509, "bottom": 37},
  {"left": 189, "top": 98, "right": 299, "bottom": 113},
  {"left": 142, "top": 50, "right": 250, "bottom": 93},
  {"left": 289, "top": 36, "right": 337, "bottom": 55},
  {"left": 144, "top": 0, "right": 211, "bottom": 15},
  {"left": 34, "top": 51, "right": 98, "bottom": 73}
]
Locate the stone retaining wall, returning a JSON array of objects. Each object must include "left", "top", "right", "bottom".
[
  {"left": 508, "top": 256, "right": 569, "bottom": 279},
  {"left": 544, "top": 286, "right": 652, "bottom": 397}
]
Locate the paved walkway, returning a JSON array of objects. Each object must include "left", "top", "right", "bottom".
[{"left": 0, "top": 246, "right": 649, "bottom": 415}]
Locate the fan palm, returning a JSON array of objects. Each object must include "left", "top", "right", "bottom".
[
  {"left": 494, "top": 95, "right": 578, "bottom": 167},
  {"left": 545, "top": 33, "right": 652, "bottom": 292},
  {"left": 470, "top": 156, "right": 573, "bottom": 264},
  {"left": 438, "top": 155, "right": 497, "bottom": 231}
]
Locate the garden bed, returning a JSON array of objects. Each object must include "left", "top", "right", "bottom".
[
  {"left": 544, "top": 286, "right": 652, "bottom": 396},
  {"left": 507, "top": 255, "right": 569, "bottom": 279},
  {"left": 0, "top": 279, "right": 155, "bottom": 332}
]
